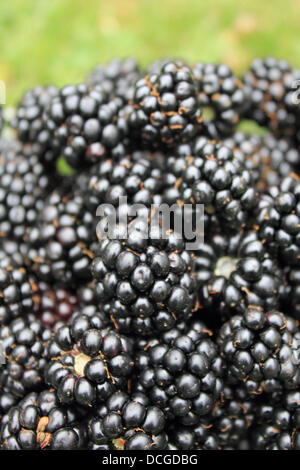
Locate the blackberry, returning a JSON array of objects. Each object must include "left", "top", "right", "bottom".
[
  {"left": 223, "top": 131, "right": 264, "bottom": 186},
  {"left": 217, "top": 307, "right": 300, "bottom": 396},
  {"left": 252, "top": 390, "right": 300, "bottom": 449},
  {"left": 224, "top": 132, "right": 300, "bottom": 191},
  {"left": 284, "top": 266, "right": 300, "bottom": 320},
  {"left": 33, "top": 282, "right": 79, "bottom": 328},
  {"left": 87, "top": 390, "right": 167, "bottom": 450},
  {"left": 257, "top": 175, "right": 300, "bottom": 265},
  {"left": 91, "top": 220, "right": 197, "bottom": 336},
  {"left": 134, "top": 320, "right": 224, "bottom": 425},
  {"left": 43, "top": 83, "right": 130, "bottom": 168},
  {"left": 194, "top": 230, "right": 284, "bottom": 319},
  {"left": 26, "top": 189, "right": 96, "bottom": 286},
  {"left": 128, "top": 60, "right": 203, "bottom": 149},
  {"left": 86, "top": 58, "right": 141, "bottom": 103},
  {"left": 257, "top": 135, "right": 300, "bottom": 188},
  {"left": 12, "top": 85, "right": 59, "bottom": 166},
  {"left": 193, "top": 62, "right": 245, "bottom": 138},
  {"left": 256, "top": 175, "right": 300, "bottom": 318},
  {"left": 83, "top": 150, "right": 164, "bottom": 217},
  {"left": 0, "top": 140, "right": 54, "bottom": 240},
  {"left": 211, "top": 383, "right": 256, "bottom": 449},
  {"left": 44, "top": 315, "right": 134, "bottom": 407},
  {"left": 0, "top": 252, "right": 38, "bottom": 326},
  {"left": 163, "top": 136, "right": 258, "bottom": 231},
  {"left": 0, "top": 314, "right": 51, "bottom": 403},
  {"left": 0, "top": 389, "right": 86, "bottom": 449},
  {"left": 243, "top": 57, "right": 300, "bottom": 138},
  {"left": 166, "top": 421, "right": 220, "bottom": 450}
]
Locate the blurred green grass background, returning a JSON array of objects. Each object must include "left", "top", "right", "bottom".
[{"left": 1, "top": 0, "right": 300, "bottom": 105}]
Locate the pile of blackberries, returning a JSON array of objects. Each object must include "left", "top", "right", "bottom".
[{"left": 0, "top": 57, "right": 299, "bottom": 450}]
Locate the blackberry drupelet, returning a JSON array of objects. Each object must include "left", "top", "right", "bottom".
[
  {"left": 0, "top": 140, "right": 54, "bottom": 240},
  {"left": 0, "top": 389, "right": 86, "bottom": 449},
  {"left": 0, "top": 314, "right": 51, "bottom": 403},
  {"left": 44, "top": 315, "right": 134, "bottom": 407},
  {"left": 12, "top": 85, "right": 59, "bottom": 166},
  {"left": 134, "top": 320, "right": 224, "bottom": 425},
  {"left": 252, "top": 390, "right": 300, "bottom": 449},
  {"left": 91, "top": 220, "right": 197, "bottom": 336},
  {"left": 193, "top": 62, "right": 245, "bottom": 138},
  {"left": 242, "top": 57, "right": 300, "bottom": 138},
  {"left": 43, "top": 83, "right": 130, "bottom": 168},
  {"left": 218, "top": 307, "right": 300, "bottom": 396},
  {"left": 194, "top": 230, "right": 285, "bottom": 320},
  {"left": 163, "top": 136, "right": 258, "bottom": 231},
  {"left": 87, "top": 390, "right": 167, "bottom": 450},
  {"left": 86, "top": 58, "right": 141, "bottom": 103},
  {"left": 147, "top": 58, "right": 175, "bottom": 75},
  {"left": 128, "top": 60, "right": 203, "bottom": 149},
  {"left": 26, "top": 189, "right": 96, "bottom": 286}
]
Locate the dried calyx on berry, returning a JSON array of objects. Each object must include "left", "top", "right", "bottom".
[{"left": 44, "top": 313, "right": 134, "bottom": 407}]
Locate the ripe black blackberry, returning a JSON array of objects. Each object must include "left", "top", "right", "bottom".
[
  {"left": 12, "top": 85, "right": 60, "bottom": 166},
  {"left": 256, "top": 175, "right": 300, "bottom": 318},
  {"left": 134, "top": 320, "right": 224, "bottom": 425},
  {"left": 128, "top": 60, "right": 203, "bottom": 149},
  {"left": 192, "top": 62, "right": 245, "bottom": 138},
  {"left": 163, "top": 136, "right": 258, "bottom": 231},
  {"left": 0, "top": 140, "right": 54, "bottom": 241},
  {"left": 25, "top": 189, "right": 96, "bottom": 286},
  {"left": 86, "top": 58, "right": 141, "bottom": 103},
  {"left": 0, "top": 389, "right": 86, "bottom": 449},
  {"left": 44, "top": 315, "right": 134, "bottom": 408},
  {"left": 223, "top": 131, "right": 264, "bottom": 185},
  {"left": 166, "top": 421, "right": 220, "bottom": 450},
  {"left": 224, "top": 132, "right": 300, "bottom": 191},
  {"left": 0, "top": 314, "right": 51, "bottom": 404},
  {"left": 242, "top": 57, "right": 300, "bottom": 138},
  {"left": 252, "top": 390, "right": 300, "bottom": 449},
  {"left": 83, "top": 150, "right": 164, "bottom": 217},
  {"left": 43, "top": 83, "right": 130, "bottom": 168},
  {"left": 211, "top": 383, "right": 256, "bottom": 449},
  {"left": 87, "top": 390, "right": 167, "bottom": 450},
  {"left": 217, "top": 307, "right": 300, "bottom": 396},
  {"left": 283, "top": 266, "right": 300, "bottom": 320},
  {"left": 257, "top": 175, "right": 300, "bottom": 265},
  {"left": 33, "top": 282, "right": 78, "bottom": 328},
  {"left": 91, "top": 219, "right": 197, "bottom": 336},
  {"left": 0, "top": 250, "right": 38, "bottom": 326},
  {"left": 256, "top": 134, "right": 300, "bottom": 188},
  {"left": 194, "top": 230, "right": 285, "bottom": 320}
]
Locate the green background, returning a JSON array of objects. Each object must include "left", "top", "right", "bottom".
[{"left": 0, "top": 0, "right": 299, "bottom": 105}]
